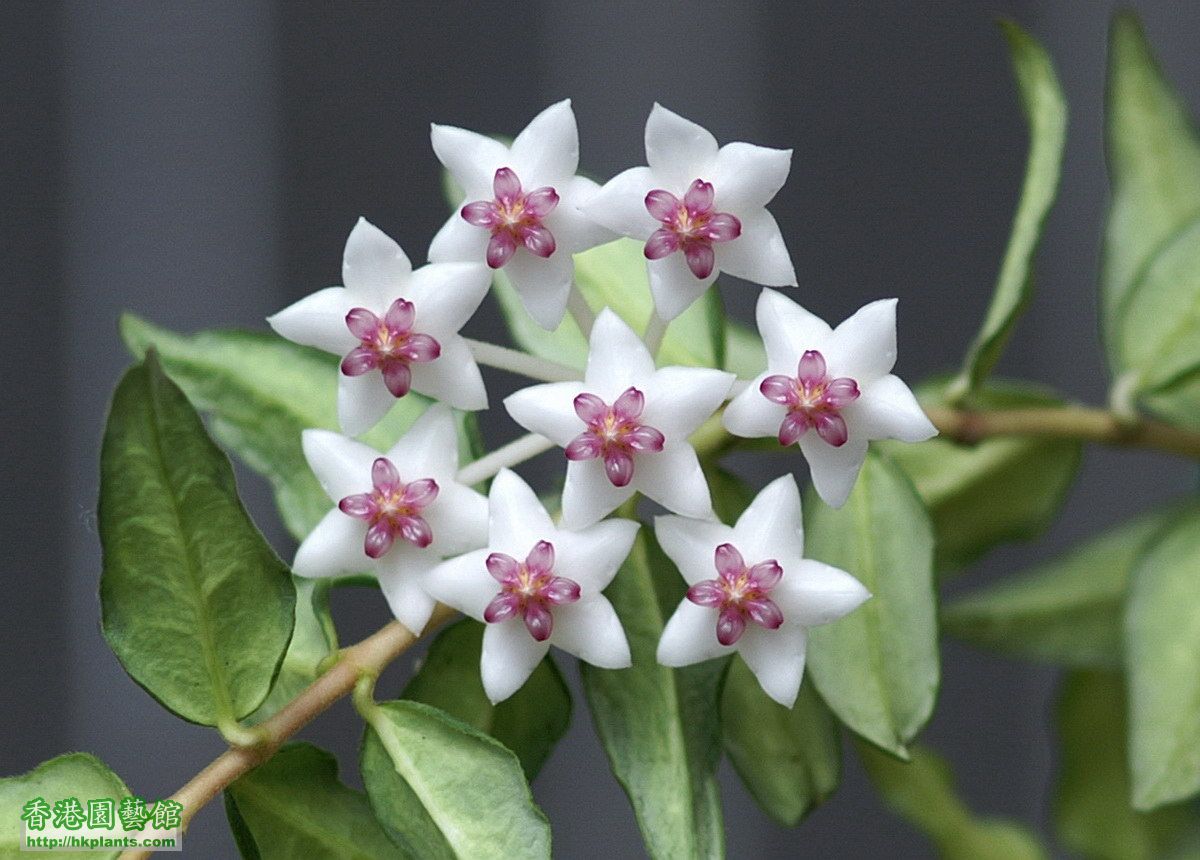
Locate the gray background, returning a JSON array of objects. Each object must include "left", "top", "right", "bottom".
[{"left": 3, "top": 1, "right": 1197, "bottom": 856}]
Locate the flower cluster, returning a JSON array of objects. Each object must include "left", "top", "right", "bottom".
[{"left": 269, "top": 100, "right": 934, "bottom": 707}]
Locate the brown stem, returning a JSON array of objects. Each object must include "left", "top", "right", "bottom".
[
  {"left": 925, "top": 404, "right": 1200, "bottom": 459},
  {"left": 119, "top": 604, "right": 457, "bottom": 860}
]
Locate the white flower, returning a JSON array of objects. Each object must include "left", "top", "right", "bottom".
[
  {"left": 425, "top": 469, "right": 636, "bottom": 703},
  {"left": 723, "top": 290, "right": 936, "bottom": 508},
  {"left": 291, "top": 405, "right": 488, "bottom": 636},
  {"left": 429, "top": 99, "right": 614, "bottom": 330},
  {"left": 656, "top": 475, "right": 869, "bottom": 707},
  {"left": 268, "top": 218, "right": 491, "bottom": 436},
  {"left": 504, "top": 308, "right": 734, "bottom": 529},
  {"left": 581, "top": 103, "right": 797, "bottom": 322}
]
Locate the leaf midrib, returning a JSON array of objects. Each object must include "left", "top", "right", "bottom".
[{"left": 231, "top": 783, "right": 385, "bottom": 860}]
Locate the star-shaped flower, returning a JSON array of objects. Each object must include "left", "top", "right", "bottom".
[
  {"left": 425, "top": 469, "right": 636, "bottom": 703},
  {"left": 723, "top": 290, "right": 937, "bottom": 508},
  {"left": 656, "top": 475, "right": 869, "bottom": 707},
  {"left": 430, "top": 100, "right": 614, "bottom": 330},
  {"left": 582, "top": 103, "right": 797, "bottom": 322},
  {"left": 268, "top": 218, "right": 491, "bottom": 436},
  {"left": 504, "top": 308, "right": 734, "bottom": 529},
  {"left": 291, "top": 405, "right": 487, "bottom": 635}
]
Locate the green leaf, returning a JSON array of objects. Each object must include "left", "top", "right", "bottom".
[
  {"left": 360, "top": 700, "right": 551, "bottom": 859},
  {"left": 0, "top": 754, "right": 130, "bottom": 860},
  {"left": 492, "top": 237, "right": 735, "bottom": 373},
  {"left": 952, "top": 20, "right": 1066, "bottom": 395},
  {"left": 401, "top": 618, "right": 571, "bottom": 780},
  {"left": 247, "top": 578, "right": 337, "bottom": 724},
  {"left": 1102, "top": 11, "right": 1200, "bottom": 348},
  {"left": 1125, "top": 506, "right": 1200, "bottom": 809},
  {"left": 1140, "top": 368, "right": 1200, "bottom": 432},
  {"left": 100, "top": 353, "right": 295, "bottom": 727},
  {"left": 858, "top": 742, "right": 1047, "bottom": 859},
  {"left": 120, "top": 315, "right": 478, "bottom": 541},
  {"left": 581, "top": 532, "right": 725, "bottom": 859},
  {"left": 706, "top": 466, "right": 757, "bottom": 525},
  {"left": 721, "top": 658, "right": 840, "bottom": 826},
  {"left": 804, "top": 452, "right": 938, "bottom": 759},
  {"left": 224, "top": 743, "right": 400, "bottom": 860},
  {"left": 941, "top": 503, "right": 1192, "bottom": 668},
  {"left": 878, "top": 379, "right": 1081, "bottom": 572},
  {"left": 1056, "top": 671, "right": 1199, "bottom": 860},
  {"left": 1116, "top": 216, "right": 1200, "bottom": 410}
]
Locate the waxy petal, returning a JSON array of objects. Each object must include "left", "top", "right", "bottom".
[
  {"left": 797, "top": 349, "right": 827, "bottom": 385},
  {"left": 559, "top": 457, "right": 636, "bottom": 530},
  {"left": 653, "top": 515, "right": 736, "bottom": 586},
  {"left": 824, "top": 377, "right": 861, "bottom": 409},
  {"left": 582, "top": 165, "right": 658, "bottom": 239},
  {"left": 372, "top": 457, "right": 401, "bottom": 493},
  {"left": 625, "top": 425, "right": 665, "bottom": 452},
  {"left": 744, "top": 597, "right": 784, "bottom": 630},
  {"left": 401, "top": 478, "right": 439, "bottom": 508},
  {"left": 523, "top": 602, "right": 554, "bottom": 641},
  {"left": 337, "top": 371, "right": 395, "bottom": 436},
  {"left": 543, "top": 576, "right": 581, "bottom": 605},
  {"left": 508, "top": 99, "right": 579, "bottom": 182},
  {"left": 748, "top": 560, "right": 784, "bottom": 591},
  {"left": 844, "top": 374, "right": 937, "bottom": 442},
  {"left": 714, "top": 209, "right": 797, "bottom": 287},
  {"left": 683, "top": 242, "right": 716, "bottom": 279},
  {"left": 738, "top": 624, "right": 807, "bottom": 708},
  {"left": 424, "top": 549, "right": 496, "bottom": 620},
  {"left": 633, "top": 443, "right": 715, "bottom": 521},
  {"left": 342, "top": 218, "right": 413, "bottom": 306},
  {"left": 488, "top": 469, "right": 556, "bottom": 560},
  {"left": 813, "top": 411, "right": 850, "bottom": 447},
  {"left": 774, "top": 559, "right": 871, "bottom": 628},
  {"left": 799, "top": 434, "right": 869, "bottom": 509},
  {"left": 778, "top": 411, "right": 811, "bottom": 446},
  {"left": 645, "top": 103, "right": 719, "bottom": 190},
  {"left": 714, "top": 543, "right": 746, "bottom": 580},
  {"left": 702, "top": 212, "right": 741, "bottom": 243},
  {"left": 384, "top": 298, "right": 416, "bottom": 333},
  {"left": 584, "top": 308, "right": 657, "bottom": 393},
  {"left": 733, "top": 474, "right": 806, "bottom": 566},
  {"left": 400, "top": 333, "right": 441, "bottom": 363},
  {"left": 382, "top": 361, "right": 413, "bottom": 398},
  {"left": 364, "top": 521, "right": 395, "bottom": 559},
  {"left": 647, "top": 252, "right": 716, "bottom": 322},
  {"left": 716, "top": 607, "right": 747, "bottom": 646},
  {"left": 267, "top": 286, "right": 359, "bottom": 356},
  {"left": 550, "top": 517, "right": 640, "bottom": 594},
  {"left": 301, "top": 429, "right": 380, "bottom": 502},
  {"left": 376, "top": 560, "right": 438, "bottom": 637},
  {"left": 755, "top": 289, "right": 831, "bottom": 372},
  {"left": 338, "top": 493, "right": 375, "bottom": 520},
  {"left": 480, "top": 615, "right": 550, "bottom": 703},
  {"left": 525, "top": 539, "right": 555, "bottom": 575},
  {"left": 827, "top": 297, "right": 898, "bottom": 382},
  {"left": 612, "top": 386, "right": 645, "bottom": 421},
  {"left": 340, "top": 347, "right": 379, "bottom": 377},
  {"left": 686, "top": 580, "right": 726, "bottom": 608},
  {"left": 657, "top": 600, "right": 732, "bottom": 666},
  {"left": 550, "top": 597, "right": 632, "bottom": 669},
  {"left": 723, "top": 377, "right": 788, "bottom": 439},
  {"left": 524, "top": 186, "right": 560, "bottom": 218},
  {"left": 408, "top": 335, "right": 488, "bottom": 411},
  {"left": 573, "top": 392, "right": 608, "bottom": 424},
  {"left": 504, "top": 381, "right": 588, "bottom": 447},
  {"left": 430, "top": 124, "right": 509, "bottom": 200},
  {"left": 644, "top": 228, "right": 681, "bottom": 260},
  {"left": 461, "top": 200, "right": 500, "bottom": 227},
  {"left": 645, "top": 189, "right": 680, "bottom": 223},
  {"left": 398, "top": 515, "right": 433, "bottom": 548},
  {"left": 565, "top": 432, "right": 603, "bottom": 461},
  {"left": 683, "top": 179, "right": 715, "bottom": 215},
  {"left": 484, "top": 593, "right": 521, "bottom": 624},
  {"left": 486, "top": 231, "right": 518, "bottom": 269},
  {"left": 345, "top": 307, "right": 381, "bottom": 341},
  {"left": 501, "top": 248, "right": 574, "bottom": 330},
  {"left": 493, "top": 166, "right": 522, "bottom": 202},
  {"left": 760, "top": 374, "right": 796, "bottom": 405},
  {"left": 709, "top": 141, "right": 793, "bottom": 212},
  {"left": 486, "top": 552, "right": 521, "bottom": 584},
  {"left": 292, "top": 508, "right": 368, "bottom": 579},
  {"left": 603, "top": 448, "right": 635, "bottom": 487},
  {"left": 519, "top": 223, "right": 557, "bottom": 258}
]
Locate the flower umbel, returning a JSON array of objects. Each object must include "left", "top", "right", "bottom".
[
  {"left": 644, "top": 179, "right": 742, "bottom": 279},
  {"left": 338, "top": 457, "right": 439, "bottom": 558},
  {"left": 483, "top": 541, "right": 582, "bottom": 641},
  {"left": 462, "top": 167, "right": 560, "bottom": 268},
  {"left": 341, "top": 299, "right": 442, "bottom": 398},
  {"left": 760, "top": 349, "right": 861, "bottom": 447},
  {"left": 565, "top": 387, "right": 666, "bottom": 487},
  {"left": 687, "top": 544, "right": 784, "bottom": 646}
]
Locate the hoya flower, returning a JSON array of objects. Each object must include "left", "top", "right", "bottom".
[
  {"left": 656, "top": 475, "right": 869, "bottom": 707},
  {"left": 723, "top": 290, "right": 937, "bottom": 508},
  {"left": 504, "top": 308, "right": 734, "bottom": 529},
  {"left": 269, "top": 218, "right": 491, "bottom": 435},
  {"left": 429, "top": 100, "right": 613, "bottom": 330},
  {"left": 292, "top": 405, "right": 487, "bottom": 635},
  {"left": 582, "top": 103, "right": 797, "bottom": 322},
  {"left": 425, "top": 469, "right": 636, "bottom": 703}
]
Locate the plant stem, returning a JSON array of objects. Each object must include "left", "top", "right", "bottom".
[
  {"left": 118, "top": 605, "right": 458, "bottom": 860},
  {"left": 466, "top": 338, "right": 581, "bottom": 383},
  {"left": 567, "top": 283, "right": 596, "bottom": 338},
  {"left": 642, "top": 310, "right": 668, "bottom": 356},
  {"left": 456, "top": 432, "right": 556, "bottom": 486},
  {"left": 925, "top": 404, "right": 1200, "bottom": 459}
]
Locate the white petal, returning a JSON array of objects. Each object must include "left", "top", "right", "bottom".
[
  {"left": 555, "top": 518, "right": 640, "bottom": 593},
  {"left": 489, "top": 469, "right": 556, "bottom": 557},
  {"left": 384, "top": 403, "right": 458, "bottom": 476},
  {"left": 774, "top": 560, "right": 870, "bottom": 628},
  {"left": 579, "top": 166, "right": 658, "bottom": 239},
  {"left": 722, "top": 375, "right": 786, "bottom": 439},
  {"left": 641, "top": 366, "right": 735, "bottom": 439},
  {"left": 798, "top": 434, "right": 869, "bottom": 509},
  {"left": 551, "top": 596, "right": 631, "bottom": 668},
  {"left": 430, "top": 123, "right": 509, "bottom": 199},
  {"left": 645, "top": 103, "right": 719, "bottom": 191},
  {"left": 845, "top": 374, "right": 937, "bottom": 442},
  {"left": 503, "top": 250, "right": 573, "bottom": 330},
  {"left": 648, "top": 252, "right": 717, "bottom": 323},
  {"left": 737, "top": 624, "right": 807, "bottom": 708},
  {"left": 635, "top": 443, "right": 715, "bottom": 521},
  {"left": 584, "top": 308, "right": 656, "bottom": 395},
  {"left": 755, "top": 289, "right": 832, "bottom": 371},
  {"left": 733, "top": 474, "right": 805, "bottom": 565},
  {"left": 424, "top": 482, "right": 489, "bottom": 557},
  {"left": 406, "top": 262, "right": 492, "bottom": 336},
  {"left": 544, "top": 175, "right": 616, "bottom": 252},
  {"left": 654, "top": 515, "right": 736, "bottom": 585},
  {"left": 302, "top": 429, "right": 378, "bottom": 501},
  {"left": 267, "top": 287, "right": 358, "bottom": 356},
  {"left": 428, "top": 211, "right": 489, "bottom": 265},
  {"left": 376, "top": 550, "right": 437, "bottom": 635},
  {"left": 584, "top": 308, "right": 656, "bottom": 394},
  {"left": 409, "top": 334, "right": 488, "bottom": 411},
  {"left": 503, "top": 381, "right": 587, "bottom": 447},
  {"left": 657, "top": 599, "right": 731, "bottom": 666},
  {"left": 293, "top": 508, "right": 367, "bottom": 579},
  {"left": 342, "top": 218, "right": 412, "bottom": 307},
  {"left": 337, "top": 371, "right": 395, "bottom": 437},
  {"left": 715, "top": 209, "right": 796, "bottom": 288},
  {"left": 559, "top": 458, "right": 636, "bottom": 530},
  {"left": 711, "top": 142, "right": 792, "bottom": 211},
  {"left": 509, "top": 99, "right": 579, "bottom": 183},
  {"left": 827, "top": 298, "right": 898, "bottom": 382},
  {"left": 423, "top": 549, "right": 494, "bottom": 621},
  {"left": 481, "top": 619, "right": 551, "bottom": 703}
]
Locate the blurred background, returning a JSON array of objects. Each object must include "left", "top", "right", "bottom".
[{"left": 3, "top": 1, "right": 1199, "bottom": 855}]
